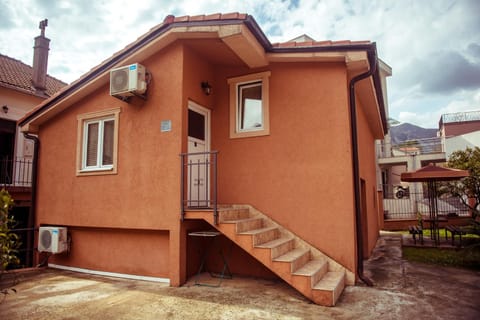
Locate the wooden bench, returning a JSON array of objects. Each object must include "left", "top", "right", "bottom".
[
  {"left": 445, "top": 225, "right": 466, "bottom": 246},
  {"left": 408, "top": 225, "right": 423, "bottom": 245}
]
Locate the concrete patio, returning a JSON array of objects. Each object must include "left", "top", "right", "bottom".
[{"left": 1, "top": 233, "right": 479, "bottom": 319}]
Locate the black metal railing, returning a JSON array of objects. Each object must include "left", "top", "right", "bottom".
[
  {"left": 8, "top": 227, "right": 36, "bottom": 269},
  {"left": 180, "top": 151, "right": 218, "bottom": 224},
  {"left": 383, "top": 189, "right": 470, "bottom": 220},
  {"left": 1, "top": 157, "right": 33, "bottom": 187}
]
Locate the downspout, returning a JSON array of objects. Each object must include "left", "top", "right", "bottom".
[
  {"left": 348, "top": 45, "right": 377, "bottom": 286},
  {"left": 23, "top": 133, "right": 39, "bottom": 267}
]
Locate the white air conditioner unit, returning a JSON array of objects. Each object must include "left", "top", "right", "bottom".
[
  {"left": 38, "top": 226, "right": 68, "bottom": 254},
  {"left": 110, "top": 63, "right": 147, "bottom": 97}
]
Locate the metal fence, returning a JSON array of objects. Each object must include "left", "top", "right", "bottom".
[
  {"left": 383, "top": 190, "right": 470, "bottom": 220},
  {"left": 0, "top": 157, "right": 33, "bottom": 187},
  {"left": 9, "top": 227, "right": 36, "bottom": 269}
]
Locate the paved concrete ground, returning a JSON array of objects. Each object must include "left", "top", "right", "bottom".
[{"left": 1, "top": 234, "right": 479, "bottom": 319}]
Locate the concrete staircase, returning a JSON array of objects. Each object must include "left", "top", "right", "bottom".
[{"left": 186, "top": 205, "right": 354, "bottom": 306}]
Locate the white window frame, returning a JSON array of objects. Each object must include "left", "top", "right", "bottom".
[
  {"left": 228, "top": 71, "right": 271, "bottom": 139},
  {"left": 76, "top": 108, "right": 120, "bottom": 176}
]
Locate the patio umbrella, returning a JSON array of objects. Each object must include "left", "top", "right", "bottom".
[{"left": 401, "top": 163, "right": 469, "bottom": 245}]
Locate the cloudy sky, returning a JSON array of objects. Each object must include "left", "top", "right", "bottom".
[{"left": 1, "top": 0, "right": 479, "bottom": 128}]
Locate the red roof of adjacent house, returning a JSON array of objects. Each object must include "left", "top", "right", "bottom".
[{"left": 0, "top": 53, "right": 67, "bottom": 97}]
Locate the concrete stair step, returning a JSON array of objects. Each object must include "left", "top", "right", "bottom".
[
  {"left": 313, "top": 271, "right": 346, "bottom": 306},
  {"left": 292, "top": 259, "right": 328, "bottom": 287},
  {"left": 212, "top": 204, "right": 349, "bottom": 306},
  {"left": 235, "top": 217, "right": 264, "bottom": 233},
  {"left": 273, "top": 247, "right": 310, "bottom": 272},
  {"left": 313, "top": 271, "right": 345, "bottom": 290},
  {"left": 255, "top": 237, "right": 294, "bottom": 259},
  {"left": 239, "top": 226, "right": 279, "bottom": 246},
  {"left": 218, "top": 208, "right": 250, "bottom": 222}
]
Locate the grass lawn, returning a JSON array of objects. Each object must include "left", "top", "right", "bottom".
[{"left": 402, "top": 228, "right": 480, "bottom": 270}]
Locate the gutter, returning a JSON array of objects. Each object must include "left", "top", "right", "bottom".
[
  {"left": 23, "top": 133, "right": 39, "bottom": 267},
  {"left": 348, "top": 43, "right": 378, "bottom": 286}
]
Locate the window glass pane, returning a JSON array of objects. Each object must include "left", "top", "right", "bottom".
[
  {"left": 86, "top": 122, "right": 99, "bottom": 166},
  {"left": 188, "top": 109, "right": 205, "bottom": 140},
  {"left": 102, "top": 120, "right": 114, "bottom": 165},
  {"left": 239, "top": 82, "right": 262, "bottom": 130}
]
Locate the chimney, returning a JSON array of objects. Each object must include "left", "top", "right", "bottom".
[{"left": 32, "top": 19, "right": 50, "bottom": 93}]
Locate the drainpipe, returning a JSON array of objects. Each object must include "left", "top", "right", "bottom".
[
  {"left": 348, "top": 45, "right": 378, "bottom": 287},
  {"left": 23, "top": 133, "right": 39, "bottom": 267}
]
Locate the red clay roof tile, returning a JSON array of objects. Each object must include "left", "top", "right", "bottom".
[
  {"left": 272, "top": 39, "right": 371, "bottom": 48},
  {"left": 0, "top": 53, "right": 66, "bottom": 97},
  {"left": 189, "top": 14, "right": 206, "bottom": 22},
  {"left": 173, "top": 15, "right": 190, "bottom": 22},
  {"left": 204, "top": 13, "right": 222, "bottom": 20},
  {"left": 221, "top": 12, "right": 245, "bottom": 20}
]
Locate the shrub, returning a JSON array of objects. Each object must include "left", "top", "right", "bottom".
[{"left": 0, "top": 189, "right": 21, "bottom": 299}]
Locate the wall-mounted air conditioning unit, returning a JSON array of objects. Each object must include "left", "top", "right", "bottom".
[
  {"left": 110, "top": 63, "right": 147, "bottom": 97},
  {"left": 38, "top": 226, "right": 68, "bottom": 254}
]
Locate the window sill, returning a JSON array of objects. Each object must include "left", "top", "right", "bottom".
[
  {"left": 76, "top": 167, "right": 116, "bottom": 176},
  {"left": 230, "top": 128, "right": 270, "bottom": 139}
]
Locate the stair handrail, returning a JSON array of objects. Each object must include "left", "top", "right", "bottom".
[{"left": 180, "top": 150, "right": 219, "bottom": 224}]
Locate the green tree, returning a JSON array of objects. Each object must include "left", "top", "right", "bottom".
[
  {"left": 1, "top": 188, "right": 20, "bottom": 298},
  {"left": 445, "top": 147, "right": 480, "bottom": 219}
]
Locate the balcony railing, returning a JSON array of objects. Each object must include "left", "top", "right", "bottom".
[
  {"left": 377, "top": 136, "right": 445, "bottom": 158},
  {"left": 0, "top": 157, "right": 33, "bottom": 187},
  {"left": 180, "top": 151, "right": 218, "bottom": 224}
]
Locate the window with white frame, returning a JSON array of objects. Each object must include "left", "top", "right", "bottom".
[
  {"left": 228, "top": 71, "right": 270, "bottom": 138},
  {"left": 77, "top": 108, "right": 120, "bottom": 175}
]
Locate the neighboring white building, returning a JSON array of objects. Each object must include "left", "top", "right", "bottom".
[{"left": 377, "top": 110, "right": 479, "bottom": 221}]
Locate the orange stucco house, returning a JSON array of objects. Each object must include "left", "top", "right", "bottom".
[{"left": 19, "top": 13, "right": 390, "bottom": 306}]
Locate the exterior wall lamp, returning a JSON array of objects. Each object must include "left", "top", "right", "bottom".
[
  {"left": 2, "top": 105, "right": 8, "bottom": 113},
  {"left": 201, "top": 82, "right": 212, "bottom": 96}
]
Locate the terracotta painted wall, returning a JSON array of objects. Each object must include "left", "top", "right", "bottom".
[
  {"left": 51, "top": 228, "right": 170, "bottom": 278},
  {"left": 211, "top": 62, "right": 358, "bottom": 272},
  {"left": 36, "top": 43, "right": 184, "bottom": 229},
  {"left": 36, "top": 43, "right": 186, "bottom": 283},
  {"left": 356, "top": 95, "right": 381, "bottom": 257}
]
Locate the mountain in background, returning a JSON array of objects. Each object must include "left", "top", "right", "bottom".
[{"left": 389, "top": 123, "right": 437, "bottom": 144}]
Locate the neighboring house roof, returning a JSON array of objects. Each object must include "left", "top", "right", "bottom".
[
  {"left": 0, "top": 53, "right": 67, "bottom": 97},
  {"left": 19, "top": 12, "right": 387, "bottom": 134}
]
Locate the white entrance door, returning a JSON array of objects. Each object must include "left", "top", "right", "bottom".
[{"left": 187, "top": 102, "right": 210, "bottom": 207}]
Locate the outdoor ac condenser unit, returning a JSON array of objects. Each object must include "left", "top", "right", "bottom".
[
  {"left": 109, "top": 63, "right": 147, "bottom": 97},
  {"left": 38, "top": 226, "right": 68, "bottom": 254}
]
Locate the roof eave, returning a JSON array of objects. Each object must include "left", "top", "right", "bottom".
[{"left": 19, "top": 14, "right": 388, "bottom": 136}]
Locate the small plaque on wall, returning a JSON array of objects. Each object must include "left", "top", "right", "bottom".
[{"left": 161, "top": 120, "right": 172, "bottom": 132}]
